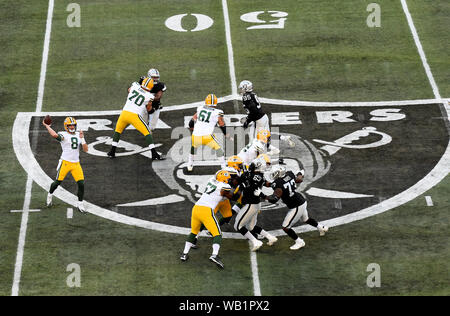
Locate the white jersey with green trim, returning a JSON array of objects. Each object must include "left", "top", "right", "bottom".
[
  {"left": 57, "top": 131, "right": 82, "bottom": 163},
  {"left": 193, "top": 105, "right": 224, "bottom": 136},
  {"left": 195, "top": 177, "right": 231, "bottom": 209},
  {"left": 123, "top": 82, "right": 155, "bottom": 118}
]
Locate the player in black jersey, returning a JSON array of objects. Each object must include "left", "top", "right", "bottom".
[
  {"left": 232, "top": 154, "right": 278, "bottom": 251},
  {"left": 238, "top": 80, "right": 295, "bottom": 147},
  {"left": 265, "top": 165, "right": 329, "bottom": 250},
  {"left": 139, "top": 68, "right": 167, "bottom": 131}
]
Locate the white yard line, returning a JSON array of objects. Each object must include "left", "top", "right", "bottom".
[
  {"left": 221, "top": 0, "right": 261, "bottom": 296},
  {"left": 11, "top": 177, "right": 33, "bottom": 296},
  {"left": 221, "top": 0, "right": 238, "bottom": 97},
  {"left": 400, "top": 0, "right": 442, "bottom": 102},
  {"left": 249, "top": 245, "right": 262, "bottom": 296},
  {"left": 11, "top": 0, "right": 54, "bottom": 297}
]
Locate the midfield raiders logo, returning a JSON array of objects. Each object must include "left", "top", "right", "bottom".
[{"left": 14, "top": 99, "right": 449, "bottom": 237}]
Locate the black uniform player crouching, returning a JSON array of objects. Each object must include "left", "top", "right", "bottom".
[
  {"left": 232, "top": 154, "right": 278, "bottom": 251},
  {"left": 265, "top": 165, "right": 329, "bottom": 250}
]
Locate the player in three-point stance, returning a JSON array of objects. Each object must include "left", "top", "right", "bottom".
[
  {"left": 187, "top": 94, "right": 228, "bottom": 171},
  {"left": 107, "top": 77, "right": 165, "bottom": 160},
  {"left": 238, "top": 80, "right": 295, "bottom": 148},
  {"left": 43, "top": 117, "right": 88, "bottom": 213},
  {"left": 266, "top": 165, "right": 329, "bottom": 250},
  {"left": 180, "top": 170, "right": 236, "bottom": 269}
]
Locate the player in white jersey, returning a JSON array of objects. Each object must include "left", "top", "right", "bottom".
[
  {"left": 43, "top": 117, "right": 89, "bottom": 213},
  {"left": 238, "top": 129, "right": 280, "bottom": 166},
  {"left": 180, "top": 170, "right": 235, "bottom": 269},
  {"left": 187, "top": 94, "right": 228, "bottom": 171},
  {"left": 107, "top": 77, "right": 165, "bottom": 160}
]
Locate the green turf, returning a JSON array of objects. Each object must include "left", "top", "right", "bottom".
[
  {"left": 0, "top": 0, "right": 50, "bottom": 296},
  {"left": 1, "top": 0, "right": 449, "bottom": 296}
]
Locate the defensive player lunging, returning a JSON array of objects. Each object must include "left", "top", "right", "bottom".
[
  {"left": 107, "top": 77, "right": 165, "bottom": 160},
  {"left": 187, "top": 94, "right": 228, "bottom": 171},
  {"left": 43, "top": 117, "right": 88, "bottom": 213},
  {"left": 181, "top": 170, "right": 235, "bottom": 269},
  {"left": 266, "top": 165, "right": 329, "bottom": 250}
]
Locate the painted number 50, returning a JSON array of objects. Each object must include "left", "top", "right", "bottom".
[{"left": 240, "top": 11, "right": 288, "bottom": 30}]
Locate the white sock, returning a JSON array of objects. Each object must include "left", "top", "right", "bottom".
[
  {"left": 212, "top": 243, "right": 220, "bottom": 256},
  {"left": 111, "top": 141, "right": 118, "bottom": 147},
  {"left": 188, "top": 154, "right": 194, "bottom": 164},
  {"left": 183, "top": 241, "right": 194, "bottom": 254},
  {"left": 244, "top": 231, "right": 258, "bottom": 243}
]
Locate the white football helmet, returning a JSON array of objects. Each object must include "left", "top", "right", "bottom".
[
  {"left": 147, "top": 68, "right": 160, "bottom": 83},
  {"left": 238, "top": 80, "right": 253, "bottom": 94},
  {"left": 269, "top": 165, "right": 286, "bottom": 182}
]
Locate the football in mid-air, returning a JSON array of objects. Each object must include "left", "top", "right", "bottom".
[{"left": 44, "top": 115, "right": 52, "bottom": 125}]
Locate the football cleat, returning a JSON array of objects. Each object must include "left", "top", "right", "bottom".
[
  {"left": 290, "top": 238, "right": 306, "bottom": 250},
  {"left": 107, "top": 149, "right": 116, "bottom": 158},
  {"left": 46, "top": 193, "right": 53, "bottom": 207},
  {"left": 267, "top": 235, "right": 278, "bottom": 246},
  {"left": 238, "top": 80, "right": 253, "bottom": 94},
  {"left": 180, "top": 253, "right": 189, "bottom": 261},
  {"left": 187, "top": 163, "right": 193, "bottom": 172},
  {"left": 63, "top": 117, "right": 77, "bottom": 133},
  {"left": 209, "top": 255, "right": 224, "bottom": 269},
  {"left": 77, "top": 201, "right": 86, "bottom": 213},
  {"left": 251, "top": 239, "right": 263, "bottom": 252},
  {"left": 318, "top": 225, "right": 329, "bottom": 236}
]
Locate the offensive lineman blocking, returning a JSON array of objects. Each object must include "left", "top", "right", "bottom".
[
  {"left": 187, "top": 94, "right": 228, "bottom": 171},
  {"left": 107, "top": 77, "right": 165, "bottom": 160}
]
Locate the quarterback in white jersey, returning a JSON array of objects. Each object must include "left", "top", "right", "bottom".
[
  {"left": 107, "top": 77, "right": 165, "bottom": 160},
  {"left": 187, "top": 94, "right": 228, "bottom": 171},
  {"left": 181, "top": 170, "right": 235, "bottom": 269},
  {"left": 43, "top": 116, "right": 89, "bottom": 213}
]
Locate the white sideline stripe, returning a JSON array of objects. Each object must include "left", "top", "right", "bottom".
[
  {"left": 425, "top": 196, "right": 433, "bottom": 207},
  {"left": 221, "top": 0, "right": 238, "bottom": 97},
  {"left": 67, "top": 208, "right": 73, "bottom": 219},
  {"left": 11, "top": 177, "right": 33, "bottom": 296},
  {"left": 400, "top": 0, "right": 442, "bottom": 101},
  {"left": 249, "top": 245, "right": 262, "bottom": 296},
  {"left": 12, "top": 0, "right": 54, "bottom": 297}
]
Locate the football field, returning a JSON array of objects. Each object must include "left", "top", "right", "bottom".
[{"left": 1, "top": 0, "right": 449, "bottom": 297}]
